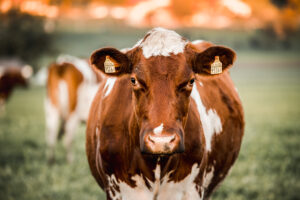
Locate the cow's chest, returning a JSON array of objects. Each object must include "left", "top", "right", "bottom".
[{"left": 106, "top": 164, "right": 205, "bottom": 200}]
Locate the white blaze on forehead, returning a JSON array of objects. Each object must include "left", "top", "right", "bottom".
[
  {"left": 192, "top": 40, "right": 204, "bottom": 44},
  {"left": 103, "top": 77, "right": 117, "bottom": 98},
  {"left": 153, "top": 123, "right": 164, "bottom": 135},
  {"left": 135, "top": 27, "right": 188, "bottom": 59},
  {"left": 191, "top": 84, "right": 223, "bottom": 152}
]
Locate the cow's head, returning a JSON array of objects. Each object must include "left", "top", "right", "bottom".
[{"left": 91, "top": 28, "right": 236, "bottom": 155}]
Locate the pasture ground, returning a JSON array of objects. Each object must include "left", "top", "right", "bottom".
[{"left": 0, "top": 52, "right": 300, "bottom": 200}]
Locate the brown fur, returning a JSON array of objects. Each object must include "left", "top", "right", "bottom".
[
  {"left": 47, "top": 63, "right": 83, "bottom": 118},
  {"left": 0, "top": 67, "right": 28, "bottom": 102}
]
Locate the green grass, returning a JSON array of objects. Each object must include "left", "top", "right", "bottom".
[
  {"left": 0, "top": 57, "right": 300, "bottom": 199},
  {"left": 0, "top": 88, "right": 104, "bottom": 200}
]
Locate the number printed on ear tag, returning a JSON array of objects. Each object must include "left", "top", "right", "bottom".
[
  {"left": 104, "top": 56, "right": 116, "bottom": 73},
  {"left": 211, "top": 56, "right": 222, "bottom": 74}
]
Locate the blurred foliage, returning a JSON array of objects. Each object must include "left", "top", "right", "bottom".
[
  {"left": 50, "top": 0, "right": 93, "bottom": 6},
  {"left": 170, "top": 0, "right": 197, "bottom": 18},
  {"left": 0, "top": 9, "right": 54, "bottom": 71},
  {"left": 99, "top": 0, "right": 127, "bottom": 6},
  {"left": 271, "top": 0, "right": 288, "bottom": 8}
]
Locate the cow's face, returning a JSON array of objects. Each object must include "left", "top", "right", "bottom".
[{"left": 91, "top": 30, "right": 235, "bottom": 155}]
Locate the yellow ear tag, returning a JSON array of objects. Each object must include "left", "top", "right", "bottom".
[
  {"left": 104, "top": 56, "right": 116, "bottom": 73},
  {"left": 210, "top": 56, "right": 222, "bottom": 74}
]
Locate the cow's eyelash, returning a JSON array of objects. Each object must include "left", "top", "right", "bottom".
[
  {"left": 136, "top": 78, "right": 148, "bottom": 89},
  {"left": 177, "top": 81, "right": 189, "bottom": 91}
]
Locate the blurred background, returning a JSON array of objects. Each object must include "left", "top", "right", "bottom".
[{"left": 0, "top": 0, "right": 299, "bottom": 199}]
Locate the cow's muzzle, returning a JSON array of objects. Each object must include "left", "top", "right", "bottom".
[{"left": 141, "top": 129, "right": 184, "bottom": 155}]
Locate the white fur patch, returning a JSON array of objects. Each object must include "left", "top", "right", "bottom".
[
  {"left": 103, "top": 78, "right": 117, "bottom": 98},
  {"left": 192, "top": 40, "right": 204, "bottom": 45},
  {"left": 76, "top": 82, "right": 99, "bottom": 121},
  {"left": 63, "top": 112, "right": 79, "bottom": 147},
  {"left": 21, "top": 65, "right": 33, "bottom": 79},
  {"left": 58, "top": 80, "right": 69, "bottom": 118},
  {"left": 158, "top": 164, "right": 201, "bottom": 200},
  {"left": 191, "top": 83, "right": 223, "bottom": 151},
  {"left": 153, "top": 123, "right": 164, "bottom": 135},
  {"left": 57, "top": 55, "right": 97, "bottom": 83},
  {"left": 44, "top": 98, "right": 60, "bottom": 146},
  {"left": 200, "top": 167, "right": 215, "bottom": 198},
  {"left": 135, "top": 27, "right": 188, "bottom": 59},
  {"left": 203, "top": 167, "right": 214, "bottom": 189},
  {"left": 120, "top": 47, "right": 131, "bottom": 53},
  {"left": 106, "top": 163, "right": 201, "bottom": 200}
]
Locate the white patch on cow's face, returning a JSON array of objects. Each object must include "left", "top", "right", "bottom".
[
  {"left": 135, "top": 27, "right": 188, "bottom": 59},
  {"left": 153, "top": 123, "right": 164, "bottom": 135},
  {"left": 191, "top": 83, "right": 223, "bottom": 152},
  {"left": 58, "top": 80, "right": 69, "bottom": 118},
  {"left": 192, "top": 40, "right": 204, "bottom": 45},
  {"left": 199, "top": 82, "right": 203, "bottom": 87},
  {"left": 106, "top": 163, "right": 201, "bottom": 200},
  {"left": 57, "top": 55, "right": 97, "bottom": 83},
  {"left": 103, "top": 78, "right": 117, "bottom": 98}
]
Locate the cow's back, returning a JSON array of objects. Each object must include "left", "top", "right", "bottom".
[{"left": 47, "top": 63, "right": 83, "bottom": 118}]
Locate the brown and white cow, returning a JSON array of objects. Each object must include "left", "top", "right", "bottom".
[
  {"left": 0, "top": 63, "right": 32, "bottom": 112},
  {"left": 45, "top": 55, "right": 101, "bottom": 163},
  {"left": 86, "top": 28, "right": 244, "bottom": 200}
]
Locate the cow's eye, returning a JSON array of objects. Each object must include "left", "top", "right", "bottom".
[
  {"left": 130, "top": 77, "right": 136, "bottom": 85},
  {"left": 189, "top": 78, "right": 195, "bottom": 85}
]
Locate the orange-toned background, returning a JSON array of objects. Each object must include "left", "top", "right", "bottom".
[{"left": 1, "top": 0, "right": 300, "bottom": 36}]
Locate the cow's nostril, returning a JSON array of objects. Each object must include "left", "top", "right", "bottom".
[
  {"left": 148, "top": 135, "right": 155, "bottom": 144},
  {"left": 170, "top": 135, "right": 176, "bottom": 143}
]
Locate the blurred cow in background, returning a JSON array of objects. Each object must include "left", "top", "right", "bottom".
[
  {"left": 45, "top": 55, "right": 102, "bottom": 163},
  {"left": 0, "top": 59, "right": 33, "bottom": 113}
]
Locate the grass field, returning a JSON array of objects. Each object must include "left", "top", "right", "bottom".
[{"left": 0, "top": 54, "right": 300, "bottom": 200}]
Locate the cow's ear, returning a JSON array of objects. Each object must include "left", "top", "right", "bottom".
[
  {"left": 90, "top": 47, "right": 131, "bottom": 76},
  {"left": 193, "top": 46, "right": 236, "bottom": 76}
]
